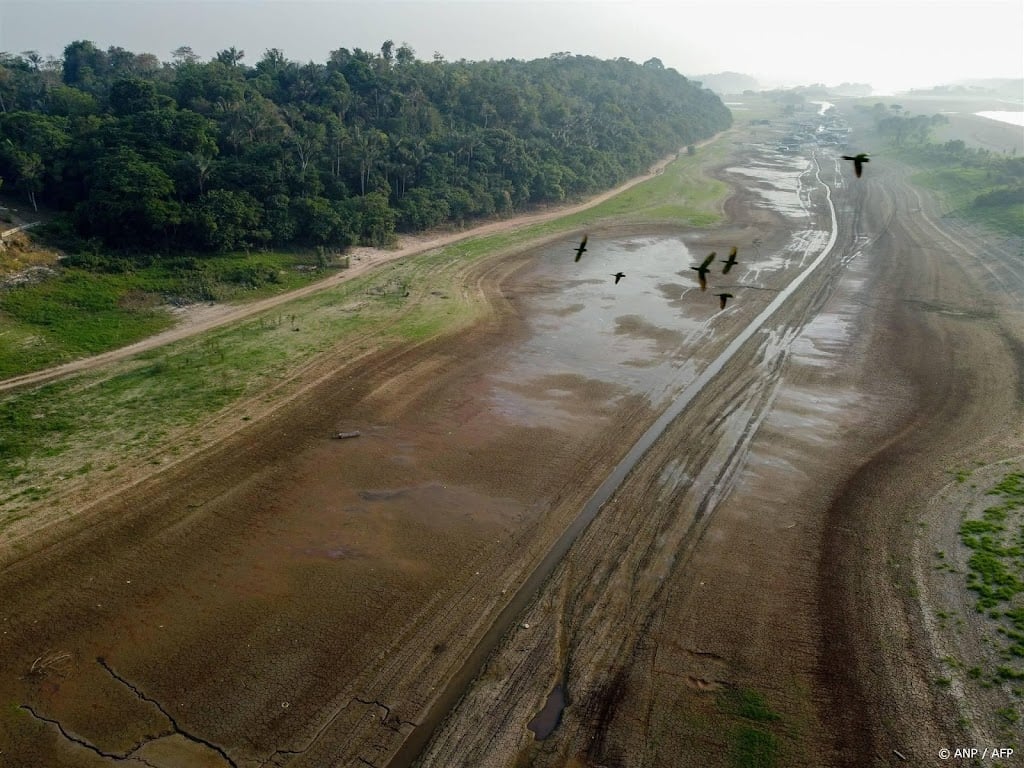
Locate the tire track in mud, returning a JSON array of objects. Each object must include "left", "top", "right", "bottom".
[
  {"left": 816, "top": 157, "right": 1024, "bottom": 767},
  {"left": 390, "top": 155, "right": 867, "bottom": 766}
]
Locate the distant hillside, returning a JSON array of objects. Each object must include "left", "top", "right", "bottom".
[
  {"left": 692, "top": 72, "right": 760, "bottom": 95},
  {"left": 828, "top": 83, "right": 873, "bottom": 98},
  {"left": 908, "top": 79, "right": 1024, "bottom": 102}
]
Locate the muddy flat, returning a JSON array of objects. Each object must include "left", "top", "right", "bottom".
[
  {"left": 416, "top": 142, "right": 1024, "bottom": 766},
  {"left": 1, "top": 118, "right": 1021, "bottom": 768}
]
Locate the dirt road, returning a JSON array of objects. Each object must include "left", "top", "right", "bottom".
[{"left": 0, "top": 121, "right": 1020, "bottom": 768}]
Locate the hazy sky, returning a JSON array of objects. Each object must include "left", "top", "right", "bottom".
[{"left": 2, "top": 0, "right": 1022, "bottom": 94}]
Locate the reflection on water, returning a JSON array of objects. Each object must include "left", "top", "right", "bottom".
[
  {"left": 490, "top": 236, "right": 715, "bottom": 426},
  {"left": 974, "top": 111, "right": 1024, "bottom": 127},
  {"left": 725, "top": 155, "right": 812, "bottom": 220}
]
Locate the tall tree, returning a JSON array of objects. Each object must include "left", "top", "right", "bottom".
[
  {"left": 77, "top": 147, "right": 180, "bottom": 246},
  {"left": 171, "top": 46, "right": 200, "bottom": 66},
  {"left": 215, "top": 47, "right": 245, "bottom": 68}
]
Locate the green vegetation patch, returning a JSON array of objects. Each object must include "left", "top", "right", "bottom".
[
  {"left": 718, "top": 688, "right": 783, "bottom": 768},
  {"left": 0, "top": 268, "right": 173, "bottom": 377},
  {"left": 732, "top": 726, "right": 779, "bottom": 768},
  {"left": 0, "top": 240, "right": 487, "bottom": 528},
  {"left": 0, "top": 383, "right": 76, "bottom": 479},
  {"left": 0, "top": 252, "right": 338, "bottom": 378},
  {"left": 848, "top": 104, "right": 1024, "bottom": 237},
  {"left": 959, "top": 470, "right": 1024, "bottom": 669},
  {"left": 584, "top": 140, "right": 731, "bottom": 226},
  {"left": 910, "top": 164, "right": 1024, "bottom": 236}
]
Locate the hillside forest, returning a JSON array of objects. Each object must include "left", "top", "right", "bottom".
[{"left": 0, "top": 42, "right": 733, "bottom": 255}]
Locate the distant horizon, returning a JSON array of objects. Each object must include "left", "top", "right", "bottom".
[
  {"left": 2, "top": 1, "right": 1021, "bottom": 97},
  {"left": 2, "top": 39, "right": 1021, "bottom": 100}
]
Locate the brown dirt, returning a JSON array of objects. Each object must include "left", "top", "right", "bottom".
[{"left": 0, "top": 122, "right": 1021, "bottom": 768}]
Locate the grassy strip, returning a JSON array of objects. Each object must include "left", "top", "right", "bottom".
[
  {"left": 0, "top": 252, "right": 341, "bottom": 378},
  {"left": 909, "top": 164, "right": 1024, "bottom": 237},
  {"left": 959, "top": 471, "right": 1024, "bottom": 680},
  {"left": 840, "top": 100, "right": 1023, "bottom": 237},
  {"left": 0, "top": 269, "right": 174, "bottom": 378},
  {"left": 858, "top": 132, "right": 1024, "bottom": 238},
  {"left": 0, "top": 253, "right": 477, "bottom": 527}
]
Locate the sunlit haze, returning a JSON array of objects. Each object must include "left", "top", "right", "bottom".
[{"left": 2, "top": 0, "right": 1022, "bottom": 94}]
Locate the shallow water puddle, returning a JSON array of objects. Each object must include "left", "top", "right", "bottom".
[
  {"left": 527, "top": 681, "right": 567, "bottom": 740},
  {"left": 726, "top": 152, "right": 812, "bottom": 220},
  {"left": 489, "top": 235, "right": 721, "bottom": 425}
]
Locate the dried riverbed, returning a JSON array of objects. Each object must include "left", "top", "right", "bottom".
[{"left": 1, "top": 118, "right": 1020, "bottom": 768}]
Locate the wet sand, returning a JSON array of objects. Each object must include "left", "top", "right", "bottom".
[{"left": 1, "top": 121, "right": 1021, "bottom": 768}]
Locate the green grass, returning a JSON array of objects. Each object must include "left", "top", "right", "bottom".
[
  {"left": 951, "top": 468, "right": 973, "bottom": 484},
  {"left": 732, "top": 727, "right": 779, "bottom": 768},
  {"left": 910, "top": 166, "right": 1024, "bottom": 236},
  {"left": 0, "top": 248, "right": 483, "bottom": 526},
  {"left": 958, "top": 470, "right": 1024, "bottom": 674},
  {"left": 847, "top": 108, "right": 1023, "bottom": 237},
  {"left": 581, "top": 140, "right": 730, "bottom": 226},
  {"left": 0, "top": 269, "right": 174, "bottom": 378},
  {"left": 996, "top": 706, "right": 1020, "bottom": 724},
  {"left": 719, "top": 688, "right": 783, "bottom": 768},
  {"left": 722, "top": 688, "right": 781, "bottom": 723},
  {"left": 0, "top": 252, "right": 341, "bottom": 378}
]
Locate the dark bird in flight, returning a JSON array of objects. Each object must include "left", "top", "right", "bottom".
[
  {"left": 714, "top": 292, "right": 734, "bottom": 310},
  {"left": 721, "top": 247, "right": 739, "bottom": 274},
  {"left": 574, "top": 235, "right": 588, "bottom": 262},
  {"left": 691, "top": 252, "right": 716, "bottom": 292},
  {"left": 611, "top": 272, "right": 625, "bottom": 284},
  {"left": 841, "top": 153, "right": 870, "bottom": 178}
]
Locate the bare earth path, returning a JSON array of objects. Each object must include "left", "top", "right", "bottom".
[{"left": 0, "top": 123, "right": 1021, "bottom": 768}]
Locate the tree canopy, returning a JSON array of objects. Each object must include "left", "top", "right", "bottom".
[{"left": 0, "top": 42, "right": 732, "bottom": 253}]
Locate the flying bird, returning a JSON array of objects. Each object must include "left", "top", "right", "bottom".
[
  {"left": 611, "top": 272, "right": 625, "bottom": 284},
  {"left": 691, "top": 252, "right": 716, "bottom": 292},
  {"left": 721, "top": 247, "right": 739, "bottom": 274},
  {"left": 714, "top": 292, "right": 734, "bottom": 310},
  {"left": 841, "top": 153, "right": 870, "bottom": 178},
  {"left": 574, "top": 235, "right": 588, "bottom": 262}
]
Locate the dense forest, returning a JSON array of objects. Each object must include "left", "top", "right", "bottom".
[{"left": 0, "top": 42, "right": 732, "bottom": 254}]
